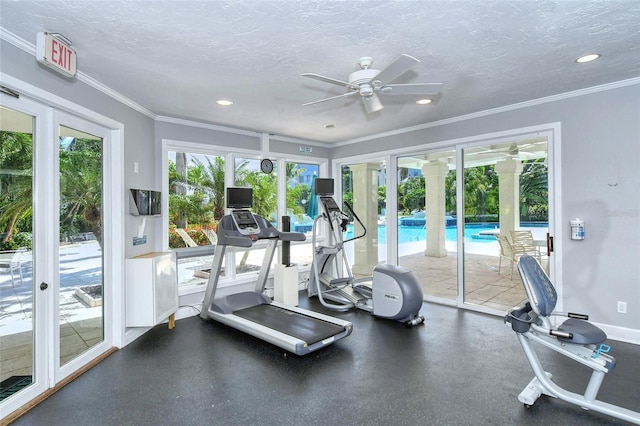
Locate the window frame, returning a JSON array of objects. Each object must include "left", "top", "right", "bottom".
[{"left": 161, "top": 139, "right": 328, "bottom": 295}]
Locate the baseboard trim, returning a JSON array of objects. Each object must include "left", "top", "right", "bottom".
[
  {"left": 2, "top": 347, "right": 118, "bottom": 425},
  {"left": 595, "top": 323, "right": 640, "bottom": 345}
]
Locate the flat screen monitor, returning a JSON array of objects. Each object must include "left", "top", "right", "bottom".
[
  {"left": 227, "top": 187, "right": 253, "bottom": 209},
  {"left": 314, "top": 178, "right": 334, "bottom": 196}
]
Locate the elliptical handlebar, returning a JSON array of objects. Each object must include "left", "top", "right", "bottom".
[
  {"left": 317, "top": 196, "right": 367, "bottom": 242},
  {"left": 342, "top": 201, "right": 366, "bottom": 243}
]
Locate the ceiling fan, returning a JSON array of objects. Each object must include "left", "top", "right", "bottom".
[
  {"left": 480, "top": 142, "right": 543, "bottom": 159},
  {"left": 302, "top": 54, "right": 443, "bottom": 113}
]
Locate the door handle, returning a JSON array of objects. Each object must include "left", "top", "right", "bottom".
[{"left": 40, "top": 282, "right": 49, "bottom": 290}]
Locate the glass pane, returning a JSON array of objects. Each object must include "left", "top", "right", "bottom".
[
  {"left": 0, "top": 106, "right": 35, "bottom": 400},
  {"left": 234, "top": 247, "right": 267, "bottom": 275},
  {"left": 397, "top": 151, "right": 457, "bottom": 301},
  {"left": 462, "top": 139, "right": 548, "bottom": 310},
  {"left": 58, "top": 125, "right": 104, "bottom": 367},
  {"left": 341, "top": 161, "right": 385, "bottom": 278},
  {"left": 233, "top": 158, "right": 278, "bottom": 275},
  {"left": 286, "top": 162, "right": 318, "bottom": 266},
  {"left": 168, "top": 151, "right": 223, "bottom": 286},
  {"left": 234, "top": 158, "right": 277, "bottom": 224}
]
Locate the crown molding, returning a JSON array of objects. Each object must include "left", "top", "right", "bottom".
[
  {"left": 1, "top": 28, "right": 156, "bottom": 119},
  {"left": 336, "top": 77, "right": 640, "bottom": 147},
  {"left": 155, "top": 115, "right": 260, "bottom": 137},
  {"left": 4, "top": 26, "right": 637, "bottom": 148}
]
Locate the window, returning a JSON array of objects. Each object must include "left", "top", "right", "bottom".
[
  {"left": 234, "top": 157, "right": 278, "bottom": 224},
  {"left": 341, "top": 161, "right": 386, "bottom": 274},
  {"left": 168, "top": 150, "right": 225, "bottom": 286},
  {"left": 165, "top": 143, "right": 327, "bottom": 288},
  {"left": 285, "top": 162, "right": 318, "bottom": 266},
  {"left": 233, "top": 157, "right": 279, "bottom": 275}
]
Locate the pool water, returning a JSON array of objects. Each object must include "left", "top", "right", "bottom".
[{"left": 346, "top": 223, "right": 547, "bottom": 244}]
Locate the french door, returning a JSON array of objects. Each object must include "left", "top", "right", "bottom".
[{"left": 0, "top": 93, "right": 116, "bottom": 418}]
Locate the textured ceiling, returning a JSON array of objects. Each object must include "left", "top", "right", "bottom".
[{"left": 1, "top": 0, "right": 639, "bottom": 144}]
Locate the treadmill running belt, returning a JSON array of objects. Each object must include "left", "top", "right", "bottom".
[{"left": 234, "top": 304, "right": 345, "bottom": 346}]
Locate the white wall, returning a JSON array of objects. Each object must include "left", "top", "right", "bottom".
[
  {"left": 333, "top": 82, "right": 640, "bottom": 340},
  {"left": 4, "top": 35, "right": 638, "bottom": 342},
  {"left": 1, "top": 40, "right": 158, "bottom": 259}
]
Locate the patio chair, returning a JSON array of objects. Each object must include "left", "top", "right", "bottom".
[
  {"left": 202, "top": 228, "right": 217, "bottom": 245},
  {"left": 175, "top": 228, "right": 214, "bottom": 278},
  {"left": 175, "top": 228, "right": 199, "bottom": 248},
  {"left": 0, "top": 248, "right": 27, "bottom": 287},
  {"left": 510, "top": 230, "right": 540, "bottom": 261},
  {"left": 496, "top": 234, "right": 527, "bottom": 279}
]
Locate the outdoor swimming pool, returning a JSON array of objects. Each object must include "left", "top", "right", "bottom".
[{"left": 346, "top": 223, "right": 548, "bottom": 244}]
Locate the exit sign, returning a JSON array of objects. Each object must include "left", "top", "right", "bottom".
[{"left": 36, "top": 32, "right": 77, "bottom": 77}]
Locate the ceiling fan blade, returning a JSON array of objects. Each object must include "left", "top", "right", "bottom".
[
  {"left": 362, "top": 93, "right": 383, "bottom": 113},
  {"left": 302, "top": 91, "right": 358, "bottom": 106},
  {"left": 302, "top": 73, "right": 356, "bottom": 89},
  {"left": 379, "top": 83, "right": 443, "bottom": 96},
  {"left": 372, "top": 54, "right": 420, "bottom": 86}
]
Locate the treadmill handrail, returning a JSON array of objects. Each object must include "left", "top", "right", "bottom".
[
  {"left": 222, "top": 236, "right": 253, "bottom": 248},
  {"left": 278, "top": 231, "right": 306, "bottom": 242},
  {"left": 216, "top": 214, "right": 306, "bottom": 247}
]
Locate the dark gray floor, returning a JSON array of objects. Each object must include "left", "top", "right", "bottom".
[{"left": 12, "top": 296, "right": 640, "bottom": 425}]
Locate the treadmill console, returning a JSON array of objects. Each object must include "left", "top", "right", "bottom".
[{"left": 231, "top": 209, "right": 261, "bottom": 237}]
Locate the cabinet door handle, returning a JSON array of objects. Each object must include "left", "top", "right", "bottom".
[{"left": 40, "top": 282, "right": 49, "bottom": 291}]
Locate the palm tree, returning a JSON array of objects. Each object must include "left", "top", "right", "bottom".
[
  {"left": 520, "top": 159, "right": 548, "bottom": 220},
  {"left": 59, "top": 137, "right": 103, "bottom": 248},
  {"left": 173, "top": 152, "right": 188, "bottom": 228},
  {"left": 0, "top": 131, "right": 33, "bottom": 243},
  {"left": 244, "top": 171, "right": 277, "bottom": 220},
  {"left": 398, "top": 176, "right": 425, "bottom": 214}
]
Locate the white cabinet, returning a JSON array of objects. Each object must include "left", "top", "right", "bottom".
[{"left": 126, "top": 252, "right": 178, "bottom": 327}]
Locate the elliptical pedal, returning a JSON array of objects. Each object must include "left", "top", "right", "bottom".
[
  {"left": 329, "top": 277, "right": 353, "bottom": 286},
  {"left": 352, "top": 283, "right": 373, "bottom": 299}
]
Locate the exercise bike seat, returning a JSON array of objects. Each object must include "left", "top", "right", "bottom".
[
  {"left": 557, "top": 318, "right": 607, "bottom": 344},
  {"left": 517, "top": 255, "right": 607, "bottom": 345}
]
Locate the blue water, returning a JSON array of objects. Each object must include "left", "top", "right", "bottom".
[{"left": 346, "top": 222, "right": 547, "bottom": 244}]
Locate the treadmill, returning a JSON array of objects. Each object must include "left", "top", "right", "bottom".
[{"left": 200, "top": 188, "right": 352, "bottom": 356}]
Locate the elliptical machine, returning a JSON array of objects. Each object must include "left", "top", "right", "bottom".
[{"left": 307, "top": 178, "right": 425, "bottom": 326}]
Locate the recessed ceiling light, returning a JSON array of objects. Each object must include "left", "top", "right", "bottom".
[
  {"left": 575, "top": 54, "right": 601, "bottom": 63},
  {"left": 416, "top": 99, "right": 432, "bottom": 105},
  {"left": 216, "top": 100, "right": 233, "bottom": 106},
  {"left": 325, "top": 124, "right": 335, "bottom": 129}
]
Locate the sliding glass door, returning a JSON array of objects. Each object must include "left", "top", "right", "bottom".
[
  {"left": 396, "top": 150, "right": 458, "bottom": 302},
  {"left": 393, "top": 136, "right": 551, "bottom": 314},
  {"left": 461, "top": 139, "right": 549, "bottom": 310},
  {"left": 341, "top": 160, "right": 386, "bottom": 278}
]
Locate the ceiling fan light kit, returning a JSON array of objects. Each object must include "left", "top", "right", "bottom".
[{"left": 302, "top": 54, "right": 443, "bottom": 114}]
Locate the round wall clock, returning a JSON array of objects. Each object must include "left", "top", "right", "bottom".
[{"left": 260, "top": 158, "right": 274, "bottom": 174}]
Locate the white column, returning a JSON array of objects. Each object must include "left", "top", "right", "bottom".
[
  {"left": 495, "top": 159, "right": 524, "bottom": 236},
  {"left": 350, "top": 162, "right": 380, "bottom": 276},
  {"left": 422, "top": 161, "right": 450, "bottom": 257}
]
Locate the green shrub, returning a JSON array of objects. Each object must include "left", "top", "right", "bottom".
[{"left": 0, "top": 232, "right": 33, "bottom": 251}]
